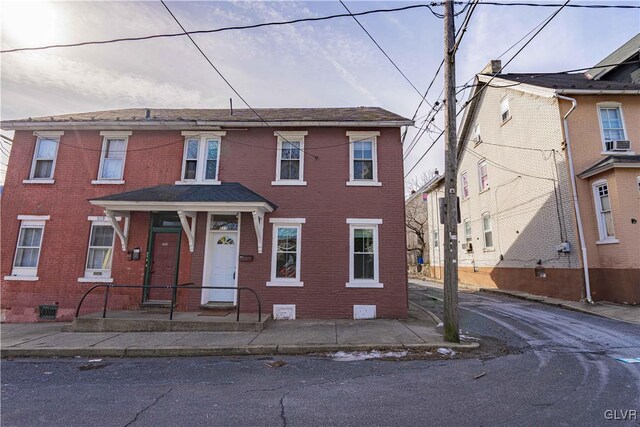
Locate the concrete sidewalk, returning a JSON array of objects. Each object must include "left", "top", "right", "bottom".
[
  {"left": 410, "top": 278, "right": 639, "bottom": 325},
  {"left": 0, "top": 306, "right": 478, "bottom": 358}
]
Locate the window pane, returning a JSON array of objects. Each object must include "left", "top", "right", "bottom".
[
  {"left": 186, "top": 139, "right": 199, "bottom": 159},
  {"left": 276, "top": 253, "right": 297, "bottom": 278},
  {"left": 205, "top": 159, "right": 217, "bottom": 180},
  {"left": 277, "top": 227, "right": 297, "bottom": 252},
  {"left": 106, "top": 139, "right": 125, "bottom": 159},
  {"left": 282, "top": 141, "right": 300, "bottom": 160},
  {"left": 483, "top": 215, "right": 491, "bottom": 232},
  {"left": 280, "top": 160, "right": 299, "bottom": 180},
  {"left": 354, "top": 229, "right": 373, "bottom": 253},
  {"left": 600, "top": 194, "right": 610, "bottom": 211},
  {"left": 354, "top": 160, "right": 373, "bottom": 180},
  {"left": 207, "top": 140, "right": 218, "bottom": 160},
  {"left": 184, "top": 160, "right": 197, "bottom": 179},
  {"left": 36, "top": 138, "right": 57, "bottom": 159},
  {"left": 90, "top": 226, "right": 114, "bottom": 247},
  {"left": 15, "top": 248, "right": 40, "bottom": 267},
  {"left": 603, "top": 212, "right": 615, "bottom": 236},
  {"left": 33, "top": 160, "right": 53, "bottom": 178},
  {"left": 18, "top": 227, "right": 43, "bottom": 247},
  {"left": 210, "top": 214, "right": 238, "bottom": 231},
  {"left": 354, "top": 253, "right": 374, "bottom": 279},
  {"left": 101, "top": 158, "right": 123, "bottom": 179},
  {"left": 87, "top": 247, "right": 112, "bottom": 270},
  {"left": 354, "top": 141, "right": 372, "bottom": 160},
  {"left": 484, "top": 231, "right": 493, "bottom": 248}
]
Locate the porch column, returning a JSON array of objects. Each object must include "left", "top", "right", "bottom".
[
  {"left": 104, "top": 209, "right": 130, "bottom": 251},
  {"left": 177, "top": 210, "right": 197, "bottom": 252},
  {"left": 252, "top": 210, "right": 265, "bottom": 254}
]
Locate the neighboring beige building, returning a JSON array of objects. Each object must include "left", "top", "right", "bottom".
[
  {"left": 405, "top": 174, "right": 441, "bottom": 276},
  {"left": 427, "top": 35, "right": 640, "bottom": 304}
]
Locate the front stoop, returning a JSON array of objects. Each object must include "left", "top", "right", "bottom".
[{"left": 64, "top": 311, "right": 271, "bottom": 332}]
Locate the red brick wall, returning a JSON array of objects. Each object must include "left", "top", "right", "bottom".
[{"left": 1, "top": 127, "right": 407, "bottom": 321}]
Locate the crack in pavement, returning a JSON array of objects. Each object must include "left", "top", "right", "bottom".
[{"left": 123, "top": 387, "right": 173, "bottom": 427}]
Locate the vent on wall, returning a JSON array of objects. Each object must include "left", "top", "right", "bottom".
[
  {"left": 273, "top": 304, "right": 296, "bottom": 320},
  {"left": 38, "top": 305, "right": 58, "bottom": 320},
  {"left": 353, "top": 305, "right": 376, "bottom": 320}
]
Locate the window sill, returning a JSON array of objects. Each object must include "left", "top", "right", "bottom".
[
  {"left": 77, "top": 277, "right": 114, "bottom": 283},
  {"left": 4, "top": 276, "right": 39, "bottom": 281},
  {"left": 266, "top": 281, "right": 304, "bottom": 287},
  {"left": 346, "top": 181, "right": 382, "bottom": 187},
  {"left": 92, "top": 180, "right": 125, "bottom": 185},
  {"left": 483, "top": 248, "right": 495, "bottom": 252},
  {"left": 271, "top": 181, "right": 307, "bottom": 186},
  {"left": 479, "top": 188, "right": 490, "bottom": 194},
  {"left": 600, "top": 151, "right": 635, "bottom": 156},
  {"left": 346, "top": 281, "right": 384, "bottom": 289},
  {"left": 596, "top": 238, "right": 619, "bottom": 245},
  {"left": 175, "top": 180, "right": 221, "bottom": 185},
  {"left": 23, "top": 179, "right": 54, "bottom": 184}
]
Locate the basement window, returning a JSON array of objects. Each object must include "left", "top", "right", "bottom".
[{"left": 535, "top": 267, "right": 546, "bottom": 279}]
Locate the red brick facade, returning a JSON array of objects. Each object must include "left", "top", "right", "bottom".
[{"left": 1, "top": 126, "right": 408, "bottom": 321}]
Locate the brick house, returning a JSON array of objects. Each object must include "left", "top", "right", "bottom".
[
  {"left": 1, "top": 107, "right": 412, "bottom": 322},
  {"left": 427, "top": 36, "right": 639, "bottom": 304}
]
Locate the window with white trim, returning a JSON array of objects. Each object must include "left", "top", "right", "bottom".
[
  {"left": 11, "top": 220, "right": 46, "bottom": 278},
  {"left": 98, "top": 137, "right": 127, "bottom": 181},
  {"left": 598, "top": 105, "right": 628, "bottom": 152},
  {"left": 273, "top": 131, "right": 306, "bottom": 185},
  {"left": 473, "top": 123, "right": 482, "bottom": 145},
  {"left": 84, "top": 221, "right": 115, "bottom": 278},
  {"left": 500, "top": 97, "right": 510, "bottom": 124},
  {"left": 593, "top": 181, "right": 615, "bottom": 241},
  {"left": 461, "top": 172, "right": 469, "bottom": 199},
  {"left": 478, "top": 160, "right": 489, "bottom": 191},
  {"left": 347, "top": 131, "right": 380, "bottom": 186},
  {"left": 482, "top": 213, "right": 493, "bottom": 248},
  {"left": 433, "top": 229, "right": 439, "bottom": 248},
  {"left": 30, "top": 136, "right": 59, "bottom": 180},
  {"left": 347, "top": 219, "right": 382, "bottom": 288},
  {"left": 178, "top": 132, "right": 224, "bottom": 183},
  {"left": 464, "top": 219, "right": 472, "bottom": 243},
  {"left": 268, "top": 221, "right": 303, "bottom": 286}
]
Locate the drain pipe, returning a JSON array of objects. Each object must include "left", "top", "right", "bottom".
[{"left": 557, "top": 94, "right": 593, "bottom": 303}]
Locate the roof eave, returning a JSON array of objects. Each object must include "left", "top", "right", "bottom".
[
  {"left": 578, "top": 162, "right": 640, "bottom": 179},
  {"left": 556, "top": 89, "right": 640, "bottom": 95},
  {"left": 89, "top": 199, "right": 276, "bottom": 212},
  {"left": 0, "top": 119, "right": 414, "bottom": 131}
]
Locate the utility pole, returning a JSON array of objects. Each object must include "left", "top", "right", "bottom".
[{"left": 442, "top": 0, "right": 460, "bottom": 343}]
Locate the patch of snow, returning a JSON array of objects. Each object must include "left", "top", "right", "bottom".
[
  {"left": 436, "top": 322, "right": 443, "bottom": 327},
  {"left": 460, "top": 334, "right": 479, "bottom": 341},
  {"left": 437, "top": 347, "right": 456, "bottom": 356},
  {"left": 331, "top": 350, "right": 408, "bottom": 361}
]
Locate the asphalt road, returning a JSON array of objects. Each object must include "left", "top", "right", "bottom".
[{"left": 2, "top": 285, "right": 639, "bottom": 427}]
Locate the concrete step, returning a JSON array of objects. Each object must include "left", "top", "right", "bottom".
[
  {"left": 140, "top": 301, "right": 173, "bottom": 313},
  {"left": 65, "top": 311, "right": 271, "bottom": 332}
]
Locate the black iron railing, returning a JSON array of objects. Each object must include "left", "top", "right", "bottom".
[{"left": 75, "top": 283, "right": 262, "bottom": 322}]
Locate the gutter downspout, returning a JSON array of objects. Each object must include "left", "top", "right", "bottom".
[{"left": 557, "top": 94, "right": 593, "bottom": 304}]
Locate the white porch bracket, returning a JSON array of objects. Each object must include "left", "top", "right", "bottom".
[
  {"left": 177, "top": 211, "right": 197, "bottom": 252},
  {"left": 252, "top": 210, "right": 265, "bottom": 253},
  {"left": 104, "top": 209, "right": 130, "bottom": 251}
]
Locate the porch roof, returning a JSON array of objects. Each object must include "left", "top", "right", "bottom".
[
  {"left": 577, "top": 155, "right": 640, "bottom": 179},
  {"left": 89, "top": 183, "right": 277, "bottom": 211}
]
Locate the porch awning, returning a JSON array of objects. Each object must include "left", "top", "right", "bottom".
[
  {"left": 89, "top": 183, "right": 277, "bottom": 254},
  {"left": 577, "top": 155, "right": 640, "bottom": 179}
]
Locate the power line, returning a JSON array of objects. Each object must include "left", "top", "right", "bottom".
[
  {"left": 160, "top": 1, "right": 320, "bottom": 160},
  {"left": 1, "top": 4, "right": 445, "bottom": 54},
  {"left": 339, "top": 0, "right": 433, "bottom": 109},
  {"left": 466, "top": 1, "right": 639, "bottom": 9}
]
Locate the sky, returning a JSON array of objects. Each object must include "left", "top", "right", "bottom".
[{"left": 0, "top": 0, "right": 639, "bottom": 185}]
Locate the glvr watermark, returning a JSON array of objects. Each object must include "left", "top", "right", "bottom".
[{"left": 604, "top": 410, "right": 637, "bottom": 421}]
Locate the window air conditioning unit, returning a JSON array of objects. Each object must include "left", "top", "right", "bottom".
[
  {"left": 461, "top": 242, "right": 473, "bottom": 252},
  {"left": 606, "top": 140, "right": 630, "bottom": 151}
]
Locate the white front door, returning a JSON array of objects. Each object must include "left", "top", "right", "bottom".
[{"left": 207, "top": 231, "right": 237, "bottom": 303}]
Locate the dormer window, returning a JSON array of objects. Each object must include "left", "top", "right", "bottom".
[{"left": 177, "top": 131, "right": 226, "bottom": 185}]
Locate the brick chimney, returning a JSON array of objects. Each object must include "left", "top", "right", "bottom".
[{"left": 481, "top": 60, "right": 502, "bottom": 75}]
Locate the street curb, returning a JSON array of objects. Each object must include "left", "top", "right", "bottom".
[
  {"left": 408, "top": 302, "right": 442, "bottom": 325},
  {"left": 1, "top": 341, "right": 479, "bottom": 358},
  {"left": 478, "top": 288, "right": 640, "bottom": 325}
]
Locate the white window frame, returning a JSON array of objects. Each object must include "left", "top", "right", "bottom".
[
  {"left": 25, "top": 131, "right": 63, "bottom": 184},
  {"left": 596, "top": 102, "right": 631, "bottom": 154},
  {"left": 473, "top": 123, "right": 482, "bottom": 145},
  {"left": 272, "top": 131, "right": 307, "bottom": 186},
  {"left": 5, "top": 215, "right": 50, "bottom": 281},
  {"left": 346, "top": 131, "right": 381, "bottom": 187},
  {"left": 464, "top": 219, "right": 472, "bottom": 243},
  {"left": 93, "top": 131, "right": 131, "bottom": 184},
  {"left": 478, "top": 159, "right": 489, "bottom": 192},
  {"left": 267, "top": 218, "right": 305, "bottom": 287},
  {"left": 592, "top": 179, "right": 619, "bottom": 244},
  {"left": 461, "top": 171, "right": 469, "bottom": 199},
  {"left": 482, "top": 213, "right": 493, "bottom": 249},
  {"left": 500, "top": 97, "right": 510, "bottom": 124},
  {"left": 346, "top": 218, "right": 383, "bottom": 288},
  {"left": 80, "top": 218, "right": 116, "bottom": 282},
  {"left": 176, "top": 131, "right": 226, "bottom": 185}
]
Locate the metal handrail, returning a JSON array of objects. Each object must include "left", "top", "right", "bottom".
[{"left": 74, "top": 283, "right": 262, "bottom": 323}]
